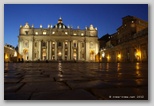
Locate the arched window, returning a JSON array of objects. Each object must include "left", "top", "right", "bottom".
[
  {"left": 42, "top": 41, "right": 46, "bottom": 47},
  {"left": 25, "top": 31, "right": 28, "bottom": 35}
]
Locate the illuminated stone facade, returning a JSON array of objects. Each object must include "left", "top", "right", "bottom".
[
  {"left": 4, "top": 44, "right": 17, "bottom": 62},
  {"left": 100, "top": 15, "right": 148, "bottom": 62},
  {"left": 18, "top": 18, "right": 99, "bottom": 61}
]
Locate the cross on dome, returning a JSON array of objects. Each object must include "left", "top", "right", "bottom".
[{"left": 58, "top": 17, "right": 63, "bottom": 23}]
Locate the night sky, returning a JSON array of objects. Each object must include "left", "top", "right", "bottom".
[{"left": 4, "top": 4, "right": 148, "bottom": 47}]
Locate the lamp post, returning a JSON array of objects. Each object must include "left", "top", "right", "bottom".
[
  {"left": 117, "top": 53, "right": 121, "bottom": 63},
  {"left": 102, "top": 51, "right": 105, "bottom": 62},
  {"left": 100, "top": 48, "right": 106, "bottom": 62}
]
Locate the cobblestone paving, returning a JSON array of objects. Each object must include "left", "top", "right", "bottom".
[{"left": 4, "top": 62, "right": 148, "bottom": 100}]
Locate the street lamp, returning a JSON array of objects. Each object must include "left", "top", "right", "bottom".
[
  {"left": 117, "top": 54, "right": 121, "bottom": 59},
  {"left": 102, "top": 52, "right": 105, "bottom": 58},
  {"left": 117, "top": 53, "right": 121, "bottom": 62},
  {"left": 107, "top": 55, "right": 110, "bottom": 62}
]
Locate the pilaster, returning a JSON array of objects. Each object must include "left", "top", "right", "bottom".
[
  {"left": 46, "top": 41, "right": 48, "bottom": 60},
  {"left": 86, "top": 41, "right": 89, "bottom": 61},
  {"left": 68, "top": 41, "right": 70, "bottom": 60},
  {"left": 55, "top": 41, "right": 57, "bottom": 60},
  {"left": 78, "top": 41, "right": 80, "bottom": 60},
  {"left": 49, "top": 41, "right": 51, "bottom": 60},
  {"left": 39, "top": 40, "right": 42, "bottom": 60}
]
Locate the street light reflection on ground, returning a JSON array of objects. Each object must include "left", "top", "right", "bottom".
[
  {"left": 136, "top": 62, "right": 140, "bottom": 70},
  {"left": 136, "top": 62, "right": 141, "bottom": 77},
  {"left": 117, "top": 63, "right": 121, "bottom": 72},
  {"left": 58, "top": 62, "right": 62, "bottom": 72},
  {"left": 106, "top": 63, "right": 109, "bottom": 71}
]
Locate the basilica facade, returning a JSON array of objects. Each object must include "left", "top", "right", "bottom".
[{"left": 18, "top": 18, "right": 99, "bottom": 61}]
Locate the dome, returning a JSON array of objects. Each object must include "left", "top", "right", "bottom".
[{"left": 53, "top": 17, "right": 68, "bottom": 29}]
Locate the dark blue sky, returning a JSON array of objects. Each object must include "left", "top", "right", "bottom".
[{"left": 4, "top": 4, "right": 148, "bottom": 47}]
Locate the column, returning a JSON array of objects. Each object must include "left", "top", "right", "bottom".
[
  {"left": 62, "top": 42, "right": 65, "bottom": 60},
  {"left": 86, "top": 41, "right": 89, "bottom": 61},
  {"left": 70, "top": 40, "right": 72, "bottom": 60},
  {"left": 31, "top": 40, "right": 34, "bottom": 61},
  {"left": 19, "top": 40, "right": 22, "bottom": 55},
  {"left": 29, "top": 40, "right": 33, "bottom": 61},
  {"left": 70, "top": 41, "right": 73, "bottom": 60},
  {"left": 68, "top": 41, "right": 70, "bottom": 60},
  {"left": 84, "top": 41, "right": 86, "bottom": 61},
  {"left": 78, "top": 41, "right": 80, "bottom": 61},
  {"left": 55, "top": 41, "right": 57, "bottom": 60},
  {"left": 95, "top": 42, "right": 99, "bottom": 55},
  {"left": 19, "top": 40, "right": 23, "bottom": 60},
  {"left": 49, "top": 41, "right": 51, "bottom": 60},
  {"left": 39, "top": 40, "right": 41, "bottom": 60},
  {"left": 46, "top": 41, "right": 48, "bottom": 60},
  {"left": 95, "top": 42, "right": 99, "bottom": 61}
]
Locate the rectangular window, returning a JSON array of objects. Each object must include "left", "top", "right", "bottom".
[
  {"left": 35, "top": 32, "right": 38, "bottom": 35},
  {"left": 74, "top": 43, "right": 76, "bottom": 47},
  {"left": 65, "top": 49, "right": 68, "bottom": 55},
  {"left": 35, "top": 42, "right": 37, "bottom": 47},
  {"left": 65, "top": 56, "right": 67, "bottom": 60},
  {"left": 65, "top": 32, "right": 68, "bottom": 35},
  {"left": 43, "top": 32, "right": 46, "bottom": 35},
  {"left": 25, "top": 31, "right": 28, "bottom": 35},
  {"left": 52, "top": 32, "right": 55, "bottom": 34},
  {"left": 52, "top": 51, "right": 54, "bottom": 55},
  {"left": 58, "top": 42, "right": 62, "bottom": 46},
  {"left": 65, "top": 42, "right": 68, "bottom": 47},
  {"left": 42, "top": 42, "right": 46, "bottom": 47},
  {"left": 82, "top": 43, "right": 84, "bottom": 47},
  {"left": 52, "top": 42, "right": 55, "bottom": 48},
  {"left": 65, "top": 51, "right": 67, "bottom": 55},
  {"left": 52, "top": 56, "right": 55, "bottom": 60},
  {"left": 52, "top": 44, "right": 55, "bottom": 48},
  {"left": 52, "top": 49, "right": 55, "bottom": 55}
]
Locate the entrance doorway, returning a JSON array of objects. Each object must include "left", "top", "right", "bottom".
[
  {"left": 42, "top": 49, "right": 47, "bottom": 60},
  {"left": 58, "top": 51, "right": 62, "bottom": 60},
  {"left": 23, "top": 49, "right": 28, "bottom": 61}
]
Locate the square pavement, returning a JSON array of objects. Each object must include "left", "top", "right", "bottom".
[{"left": 4, "top": 62, "right": 148, "bottom": 100}]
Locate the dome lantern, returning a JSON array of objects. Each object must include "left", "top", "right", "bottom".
[
  {"left": 58, "top": 17, "right": 63, "bottom": 23},
  {"left": 53, "top": 17, "right": 68, "bottom": 29}
]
